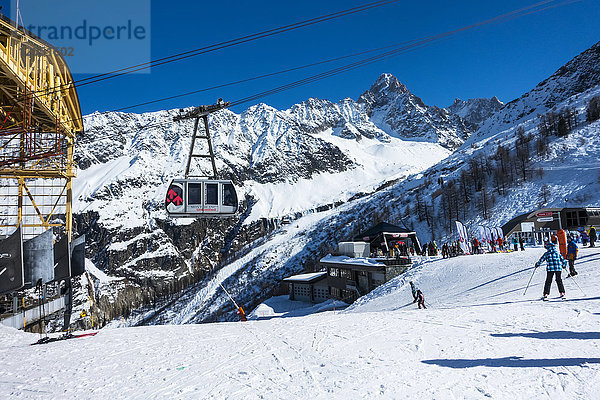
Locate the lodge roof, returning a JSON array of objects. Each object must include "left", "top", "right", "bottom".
[
  {"left": 282, "top": 271, "right": 328, "bottom": 284},
  {"left": 354, "top": 222, "right": 415, "bottom": 241}
]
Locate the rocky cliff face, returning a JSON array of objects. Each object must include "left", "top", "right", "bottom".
[
  {"left": 358, "top": 74, "right": 474, "bottom": 148},
  {"left": 446, "top": 97, "right": 504, "bottom": 130}
]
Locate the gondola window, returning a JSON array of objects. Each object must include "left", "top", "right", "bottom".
[
  {"left": 223, "top": 183, "right": 237, "bottom": 207},
  {"left": 206, "top": 183, "right": 218, "bottom": 205},
  {"left": 188, "top": 183, "right": 202, "bottom": 205}
]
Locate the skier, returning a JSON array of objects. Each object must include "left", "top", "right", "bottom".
[
  {"left": 535, "top": 242, "right": 568, "bottom": 301},
  {"left": 519, "top": 236, "right": 525, "bottom": 251},
  {"left": 416, "top": 289, "right": 426, "bottom": 309},
  {"left": 442, "top": 243, "right": 449, "bottom": 259},
  {"left": 581, "top": 230, "right": 589, "bottom": 246},
  {"left": 237, "top": 306, "right": 247, "bottom": 322},
  {"left": 410, "top": 281, "right": 418, "bottom": 303},
  {"left": 512, "top": 236, "right": 518, "bottom": 252},
  {"left": 472, "top": 238, "right": 480, "bottom": 254},
  {"left": 566, "top": 236, "right": 578, "bottom": 277},
  {"left": 589, "top": 226, "right": 597, "bottom": 248}
]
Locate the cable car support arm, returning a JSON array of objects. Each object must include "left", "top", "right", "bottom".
[{"left": 173, "top": 101, "right": 230, "bottom": 179}]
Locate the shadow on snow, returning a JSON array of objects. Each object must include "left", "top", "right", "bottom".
[
  {"left": 491, "top": 330, "right": 600, "bottom": 339},
  {"left": 422, "top": 356, "right": 600, "bottom": 368}
]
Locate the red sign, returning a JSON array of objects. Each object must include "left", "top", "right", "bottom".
[
  {"left": 166, "top": 188, "right": 183, "bottom": 206},
  {"left": 536, "top": 211, "right": 553, "bottom": 217}
]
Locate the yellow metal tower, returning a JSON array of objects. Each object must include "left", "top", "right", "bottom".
[{"left": 0, "top": 14, "right": 83, "bottom": 241}]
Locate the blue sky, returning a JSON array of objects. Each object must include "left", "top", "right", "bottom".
[{"left": 2, "top": 0, "right": 600, "bottom": 115}]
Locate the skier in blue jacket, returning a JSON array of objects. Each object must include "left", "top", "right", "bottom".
[
  {"left": 535, "top": 242, "right": 568, "bottom": 301},
  {"left": 566, "top": 237, "right": 578, "bottom": 277}
]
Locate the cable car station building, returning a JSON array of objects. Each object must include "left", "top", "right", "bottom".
[{"left": 502, "top": 207, "right": 600, "bottom": 243}]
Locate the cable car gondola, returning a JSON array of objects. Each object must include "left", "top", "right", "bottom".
[
  {"left": 165, "top": 179, "right": 238, "bottom": 217},
  {"left": 165, "top": 100, "right": 239, "bottom": 218}
]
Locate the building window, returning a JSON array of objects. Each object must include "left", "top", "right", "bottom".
[
  {"left": 342, "top": 289, "right": 357, "bottom": 302},
  {"left": 566, "top": 211, "right": 578, "bottom": 227},
  {"left": 579, "top": 211, "right": 589, "bottom": 226},
  {"left": 314, "top": 287, "right": 328, "bottom": 300},
  {"left": 340, "top": 269, "right": 352, "bottom": 280},
  {"left": 330, "top": 287, "right": 341, "bottom": 298},
  {"left": 329, "top": 268, "right": 339, "bottom": 277}
]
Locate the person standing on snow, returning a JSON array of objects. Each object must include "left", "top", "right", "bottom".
[
  {"left": 581, "top": 230, "right": 589, "bottom": 246},
  {"left": 519, "top": 236, "right": 525, "bottom": 251},
  {"left": 589, "top": 226, "right": 597, "bottom": 248},
  {"left": 416, "top": 290, "right": 427, "bottom": 309},
  {"left": 535, "top": 242, "right": 568, "bottom": 300},
  {"left": 512, "top": 236, "right": 518, "bottom": 252},
  {"left": 472, "top": 238, "right": 480, "bottom": 254},
  {"left": 566, "top": 236, "right": 579, "bottom": 277}
]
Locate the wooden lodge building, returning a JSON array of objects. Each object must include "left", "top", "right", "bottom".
[{"left": 283, "top": 222, "right": 422, "bottom": 304}]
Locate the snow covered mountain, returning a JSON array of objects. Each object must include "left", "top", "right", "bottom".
[
  {"left": 473, "top": 40, "right": 600, "bottom": 140},
  {"left": 358, "top": 74, "right": 474, "bottom": 148},
  {"left": 73, "top": 73, "right": 492, "bottom": 327}
]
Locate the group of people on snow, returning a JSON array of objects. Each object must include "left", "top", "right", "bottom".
[{"left": 562, "top": 226, "right": 596, "bottom": 248}]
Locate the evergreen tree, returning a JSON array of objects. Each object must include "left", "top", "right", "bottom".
[
  {"left": 587, "top": 96, "right": 600, "bottom": 122},
  {"left": 538, "top": 184, "right": 551, "bottom": 207}
]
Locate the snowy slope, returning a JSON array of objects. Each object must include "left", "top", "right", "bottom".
[{"left": 2, "top": 246, "right": 599, "bottom": 399}]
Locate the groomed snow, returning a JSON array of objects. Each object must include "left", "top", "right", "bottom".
[{"left": 2, "top": 246, "right": 599, "bottom": 399}]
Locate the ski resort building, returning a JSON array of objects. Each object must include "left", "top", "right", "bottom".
[
  {"left": 321, "top": 223, "right": 421, "bottom": 303},
  {"left": 283, "top": 272, "right": 329, "bottom": 303},
  {"left": 503, "top": 207, "right": 600, "bottom": 243}
]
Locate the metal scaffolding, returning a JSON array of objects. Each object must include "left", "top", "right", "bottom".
[{"left": 0, "top": 13, "right": 83, "bottom": 241}]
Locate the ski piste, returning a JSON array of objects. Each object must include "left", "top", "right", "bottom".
[{"left": 31, "top": 332, "right": 98, "bottom": 346}]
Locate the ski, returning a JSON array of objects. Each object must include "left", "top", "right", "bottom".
[{"left": 31, "top": 332, "right": 98, "bottom": 346}]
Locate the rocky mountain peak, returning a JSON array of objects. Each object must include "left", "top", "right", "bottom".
[{"left": 358, "top": 73, "right": 412, "bottom": 109}]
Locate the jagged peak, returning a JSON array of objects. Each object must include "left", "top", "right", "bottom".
[{"left": 368, "top": 73, "right": 409, "bottom": 96}]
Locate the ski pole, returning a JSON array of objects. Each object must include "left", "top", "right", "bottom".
[
  {"left": 523, "top": 266, "right": 538, "bottom": 295},
  {"left": 569, "top": 275, "right": 587, "bottom": 297},
  {"left": 218, "top": 282, "right": 239, "bottom": 309}
]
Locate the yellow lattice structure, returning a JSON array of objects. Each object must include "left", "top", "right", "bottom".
[{"left": 0, "top": 13, "right": 83, "bottom": 240}]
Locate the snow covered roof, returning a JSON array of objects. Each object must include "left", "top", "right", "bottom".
[
  {"left": 319, "top": 254, "right": 385, "bottom": 267},
  {"left": 354, "top": 222, "right": 416, "bottom": 241},
  {"left": 282, "top": 271, "right": 328, "bottom": 283}
]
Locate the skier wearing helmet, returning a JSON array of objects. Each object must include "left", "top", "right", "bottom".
[{"left": 535, "top": 242, "right": 568, "bottom": 301}]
